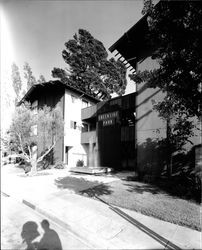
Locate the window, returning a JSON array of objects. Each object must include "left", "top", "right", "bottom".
[
  {"left": 70, "top": 121, "right": 77, "bottom": 129},
  {"left": 32, "top": 100, "right": 38, "bottom": 114},
  {"left": 31, "top": 125, "right": 37, "bottom": 136},
  {"left": 71, "top": 95, "right": 77, "bottom": 103},
  {"left": 82, "top": 123, "right": 89, "bottom": 133},
  {"left": 82, "top": 100, "right": 88, "bottom": 108}
]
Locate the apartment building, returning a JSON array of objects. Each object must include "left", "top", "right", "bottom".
[
  {"left": 81, "top": 92, "right": 136, "bottom": 170},
  {"left": 109, "top": 3, "right": 201, "bottom": 176},
  {"left": 20, "top": 80, "right": 99, "bottom": 167},
  {"left": 20, "top": 80, "right": 136, "bottom": 170}
]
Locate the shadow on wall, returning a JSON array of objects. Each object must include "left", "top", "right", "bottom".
[
  {"left": 137, "top": 138, "right": 200, "bottom": 178},
  {"left": 136, "top": 138, "right": 201, "bottom": 202},
  {"left": 137, "top": 138, "right": 167, "bottom": 180},
  {"left": 55, "top": 176, "right": 113, "bottom": 197}
]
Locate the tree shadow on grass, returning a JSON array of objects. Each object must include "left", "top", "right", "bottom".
[
  {"left": 55, "top": 176, "right": 113, "bottom": 197},
  {"left": 124, "top": 182, "right": 162, "bottom": 195},
  {"left": 123, "top": 178, "right": 201, "bottom": 203}
]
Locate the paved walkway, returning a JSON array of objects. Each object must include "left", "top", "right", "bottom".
[{"left": 1, "top": 165, "right": 201, "bottom": 249}]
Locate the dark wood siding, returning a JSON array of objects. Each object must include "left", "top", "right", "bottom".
[{"left": 29, "top": 84, "right": 65, "bottom": 163}]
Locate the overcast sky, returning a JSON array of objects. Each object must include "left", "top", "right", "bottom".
[{"left": 1, "top": 0, "right": 143, "bottom": 130}]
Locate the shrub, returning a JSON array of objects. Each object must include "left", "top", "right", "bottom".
[
  {"left": 55, "top": 161, "right": 65, "bottom": 169},
  {"left": 76, "top": 159, "right": 84, "bottom": 167}
]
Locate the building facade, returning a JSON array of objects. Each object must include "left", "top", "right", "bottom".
[
  {"left": 81, "top": 92, "right": 136, "bottom": 170},
  {"left": 21, "top": 80, "right": 136, "bottom": 170},
  {"left": 20, "top": 80, "right": 99, "bottom": 167},
  {"left": 109, "top": 5, "right": 201, "bottom": 177}
]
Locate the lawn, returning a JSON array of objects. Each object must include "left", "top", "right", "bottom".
[{"left": 55, "top": 174, "right": 201, "bottom": 231}]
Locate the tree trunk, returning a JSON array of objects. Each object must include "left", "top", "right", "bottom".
[
  {"left": 29, "top": 159, "right": 37, "bottom": 176},
  {"left": 166, "top": 118, "right": 172, "bottom": 178}
]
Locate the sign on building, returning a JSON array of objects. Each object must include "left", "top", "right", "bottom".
[{"left": 98, "top": 111, "right": 119, "bottom": 127}]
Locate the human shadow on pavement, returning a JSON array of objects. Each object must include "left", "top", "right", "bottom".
[
  {"left": 21, "top": 221, "right": 40, "bottom": 250},
  {"left": 55, "top": 176, "right": 113, "bottom": 197},
  {"left": 21, "top": 220, "right": 62, "bottom": 250},
  {"left": 38, "top": 219, "right": 62, "bottom": 250}
]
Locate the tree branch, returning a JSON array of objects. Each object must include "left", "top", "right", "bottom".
[
  {"left": 28, "top": 145, "right": 32, "bottom": 158},
  {"left": 37, "top": 142, "right": 55, "bottom": 163},
  {"left": 16, "top": 132, "right": 30, "bottom": 162}
]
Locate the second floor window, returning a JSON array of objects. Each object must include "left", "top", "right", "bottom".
[
  {"left": 70, "top": 121, "right": 77, "bottom": 130},
  {"left": 30, "top": 124, "right": 37, "bottom": 136},
  {"left": 82, "top": 100, "right": 88, "bottom": 108},
  {"left": 32, "top": 100, "right": 38, "bottom": 114},
  {"left": 71, "top": 95, "right": 77, "bottom": 103},
  {"left": 82, "top": 123, "right": 89, "bottom": 133}
]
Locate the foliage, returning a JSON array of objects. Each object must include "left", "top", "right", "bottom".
[
  {"left": 37, "top": 74, "right": 46, "bottom": 84},
  {"left": 24, "top": 62, "right": 37, "bottom": 91},
  {"left": 76, "top": 159, "right": 84, "bottom": 167},
  {"left": 137, "top": 137, "right": 201, "bottom": 202},
  {"left": 130, "top": 0, "right": 202, "bottom": 147},
  {"left": 11, "top": 63, "right": 22, "bottom": 104},
  {"left": 7, "top": 103, "right": 64, "bottom": 174},
  {"left": 52, "top": 29, "right": 127, "bottom": 100},
  {"left": 55, "top": 161, "right": 65, "bottom": 169}
]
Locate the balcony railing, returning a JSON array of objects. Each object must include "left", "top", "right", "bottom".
[
  {"left": 81, "top": 105, "right": 97, "bottom": 120},
  {"left": 81, "top": 131, "right": 96, "bottom": 144}
]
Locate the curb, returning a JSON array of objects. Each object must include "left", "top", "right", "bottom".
[
  {"left": 1, "top": 191, "right": 110, "bottom": 249},
  {"left": 94, "top": 195, "right": 182, "bottom": 250}
]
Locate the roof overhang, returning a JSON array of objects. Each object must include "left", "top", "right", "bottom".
[
  {"left": 109, "top": 14, "right": 149, "bottom": 72},
  {"left": 18, "top": 80, "right": 100, "bottom": 106},
  {"left": 109, "top": 1, "right": 161, "bottom": 72}
]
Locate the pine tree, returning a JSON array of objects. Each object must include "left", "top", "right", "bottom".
[
  {"left": 52, "top": 29, "right": 127, "bottom": 100},
  {"left": 11, "top": 63, "right": 22, "bottom": 103},
  {"left": 37, "top": 75, "right": 46, "bottom": 84}
]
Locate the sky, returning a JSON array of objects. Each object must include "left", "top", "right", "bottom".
[{"left": 0, "top": 0, "right": 144, "bottom": 131}]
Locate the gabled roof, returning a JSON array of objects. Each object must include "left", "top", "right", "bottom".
[{"left": 18, "top": 80, "right": 100, "bottom": 105}]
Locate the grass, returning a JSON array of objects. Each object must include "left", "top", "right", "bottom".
[
  {"left": 97, "top": 180, "right": 201, "bottom": 232},
  {"left": 55, "top": 174, "right": 201, "bottom": 231}
]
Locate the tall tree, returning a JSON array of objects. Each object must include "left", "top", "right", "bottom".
[
  {"left": 24, "top": 62, "right": 37, "bottom": 91},
  {"left": 52, "top": 29, "right": 127, "bottom": 100},
  {"left": 130, "top": 0, "right": 202, "bottom": 149},
  {"left": 37, "top": 74, "right": 46, "bottom": 84},
  {"left": 11, "top": 63, "right": 22, "bottom": 103},
  {"left": 7, "top": 103, "right": 64, "bottom": 175}
]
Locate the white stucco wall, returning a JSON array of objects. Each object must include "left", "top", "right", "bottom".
[{"left": 63, "top": 89, "right": 95, "bottom": 166}]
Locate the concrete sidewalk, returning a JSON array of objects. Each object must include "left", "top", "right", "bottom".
[{"left": 1, "top": 165, "right": 201, "bottom": 249}]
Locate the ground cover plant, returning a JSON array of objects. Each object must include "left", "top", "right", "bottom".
[{"left": 55, "top": 174, "right": 201, "bottom": 231}]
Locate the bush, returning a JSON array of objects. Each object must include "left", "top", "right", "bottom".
[
  {"left": 24, "top": 163, "right": 31, "bottom": 174},
  {"left": 55, "top": 161, "right": 65, "bottom": 169},
  {"left": 76, "top": 159, "right": 84, "bottom": 167}
]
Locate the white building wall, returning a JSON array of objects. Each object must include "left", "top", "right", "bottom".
[{"left": 63, "top": 89, "right": 94, "bottom": 167}]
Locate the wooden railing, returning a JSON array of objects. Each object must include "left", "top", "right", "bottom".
[
  {"left": 81, "top": 131, "right": 96, "bottom": 144},
  {"left": 81, "top": 105, "right": 97, "bottom": 120}
]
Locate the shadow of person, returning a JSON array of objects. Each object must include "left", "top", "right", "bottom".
[
  {"left": 21, "top": 221, "right": 40, "bottom": 250},
  {"left": 38, "top": 219, "right": 62, "bottom": 250}
]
